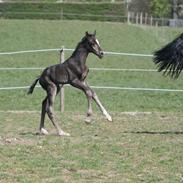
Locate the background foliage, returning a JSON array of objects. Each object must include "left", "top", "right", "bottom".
[{"left": 150, "top": 0, "right": 171, "bottom": 18}]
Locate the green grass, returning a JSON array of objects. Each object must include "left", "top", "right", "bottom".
[{"left": 0, "top": 112, "right": 183, "bottom": 183}]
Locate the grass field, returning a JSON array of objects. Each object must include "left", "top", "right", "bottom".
[
  {"left": 0, "top": 19, "right": 183, "bottom": 182},
  {"left": 0, "top": 111, "right": 183, "bottom": 183}
]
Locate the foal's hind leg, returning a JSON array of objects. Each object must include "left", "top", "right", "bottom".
[
  {"left": 39, "top": 96, "right": 49, "bottom": 135},
  {"left": 46, "top": 83, "right": 70, "bottom": 136}
]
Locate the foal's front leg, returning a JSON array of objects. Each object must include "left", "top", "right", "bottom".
[
  {"left": 71, "top": 79, "right": 112, "bottom": 122},
  {"left": 82, "top": 81, "right": 112, "bottom": 122},
  {"left": 92, "top": 92, "right": 112, "bottom": 121},
  {"left": 71, "top": 80, "right": 94, "bottom": 123},
  {"left": 85, "top": 87, "right": 94, "bottom": 123}
]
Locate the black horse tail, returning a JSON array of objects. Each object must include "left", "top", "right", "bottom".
[
  {"left": 27, "top": 77, "right": 39, "bottom": 94},
  {"left": 153, "top": 33, "right": 183, "bottom": 79}
]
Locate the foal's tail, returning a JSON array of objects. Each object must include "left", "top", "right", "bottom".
[{"left": 27, "top": 77, "right": 39, "bottom": 94}]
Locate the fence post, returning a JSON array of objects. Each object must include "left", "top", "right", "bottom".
[
  {"left": 144, "top": 13, "right": 148, "bottom": 25},
  {"left": 140, "top": 12, "right": 143, "bottom": 25},
  {"left": 150, "top": 16, "right": 153, "bottom": 26},
  {"left": 60, "top": 47, "right": 65, "bottom": 112},
  {"left": 127, "top": 11, "right": 130, "bottom": 24},
  {"left": 136, "top": 13, "right": 139, "bottom": 24}
]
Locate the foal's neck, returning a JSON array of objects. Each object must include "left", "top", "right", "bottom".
[{"left": 71, "top": 42, "right": 89, "bottom": 65}]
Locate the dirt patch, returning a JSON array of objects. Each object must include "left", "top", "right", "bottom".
[{"left": 0, "top": 136, "right": 35, "bottom": 146}]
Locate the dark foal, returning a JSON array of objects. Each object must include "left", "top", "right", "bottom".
[{"left": 28, "top": 31, "right": 112, "bottom": 136}]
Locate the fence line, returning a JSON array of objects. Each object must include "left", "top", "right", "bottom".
[
  {"left": 90, "top": 68, "right": 156, "bottom": 72},
  {"left": 0, "top": 48, "right": 153, "bottom": 57},
  {"left": 0, "top": 67, "right": 157, "bottom": 72},
  {"left": 0, "top": 86, "right": 31, "bottom": 90},
  {"left": 0, "top": 47, "right": 181, "bottom": 112},
  {"left": 104, "top": 51, "right": 153, "bottom": 57},
  {"left": 0, "top": 48, "right": 60, "bottom": 55},
  {"left": 1, "top": 85, "right": 183, "bottom": 93},
  {"left": 0, "top": 67, "right": 44, "bottom": 70},
  {"left": 0, "top": 46, "right": 154, "bottom": 111}
]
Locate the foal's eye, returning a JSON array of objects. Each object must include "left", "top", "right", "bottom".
[{"left": 91, "top": 41, "right": 95, "bottom": 46}]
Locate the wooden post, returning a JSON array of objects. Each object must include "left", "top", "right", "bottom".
[
  {"left": 150, "top": 16, "right": 153, "bottom": 26},
  {"left": 155, "top": 21, "right": 158, "bottom": 27},
  {"left": 161, "top": 17, "right": 164, "bottom": 26},
  {"left": 144, "top": 13, "right": 148, "bottom": 25},
  {"left": 127, "top": 11, "right": 130, "bottom": 24},
  {"left": 136, "top": 13, "right": 139, "bottom": 25},
  {"left": 140, "top": 12, "right": 143, "bottom": 25},
  {"left": 60, "top": 47, "right": 65, "bottom": 112}
]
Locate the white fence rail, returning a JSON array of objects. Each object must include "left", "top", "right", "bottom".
[
  {"left": 0, "top": 48, "right": 153, "bottom": 57},
  {"left": 0, "top": 67, "right": 157, "bottom": 72},
  {"left": 1, "top": 85, "right": 183, "bottom": 93}
]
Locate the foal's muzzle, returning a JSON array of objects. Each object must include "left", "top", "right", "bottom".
[{"left": 98, "top": 51, "right": 104, "bottom": 59}]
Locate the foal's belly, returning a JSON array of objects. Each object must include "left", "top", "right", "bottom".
[{"left": 50, "top": 66, "right": 69, "bottom": 84}]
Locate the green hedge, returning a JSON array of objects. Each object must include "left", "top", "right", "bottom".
[{"left": 0, "top": 3, "right": 125, "bottom": 21}]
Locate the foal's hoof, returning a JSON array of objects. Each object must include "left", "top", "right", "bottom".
[
  {"left": 85, "top": 117, "right": 92, "bottom": 124},
  {"left": 106, "top": 115, "right": 112, "bottom": 122},
  {"left": 58, "top": 131, "right": 70, "bottom": 137},
  {"left": 37, "top": 128, "right": 49, "bottom": 135}
]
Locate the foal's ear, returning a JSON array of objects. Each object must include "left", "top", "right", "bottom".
[
  {"left": 85, "top": 31, "right": 89, "bottom": 37},
  {"left": 93, "top": 30, "right": 96, "bottom": 36}
]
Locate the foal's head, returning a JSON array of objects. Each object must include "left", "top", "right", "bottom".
[{"left": 83, "top": 31, "right": 104, "bottom": 59}]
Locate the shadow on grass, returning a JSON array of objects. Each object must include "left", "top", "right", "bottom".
[
  {"left": 123, "top": 131, "right": 183, "bottom": 135},
  {"left": 19, "top": 131, "right": 37, "bottom": 137},
  {"left": 19, "top": 131, "right": 69, "bottom": 137}
]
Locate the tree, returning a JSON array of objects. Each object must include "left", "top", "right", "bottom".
[
  {"left": 171, "top": 0, "right": 183, "bottom": 19},
  {"left": 150, "top": 0, "right": 171, "bottom": 18},
  {"left": 129, "top": 0, "right": 151, "bottom": 13}
]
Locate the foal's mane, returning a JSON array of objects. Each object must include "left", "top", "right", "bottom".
[{"left": 70, "top": 35, "right": 88, "bottom": 57}]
